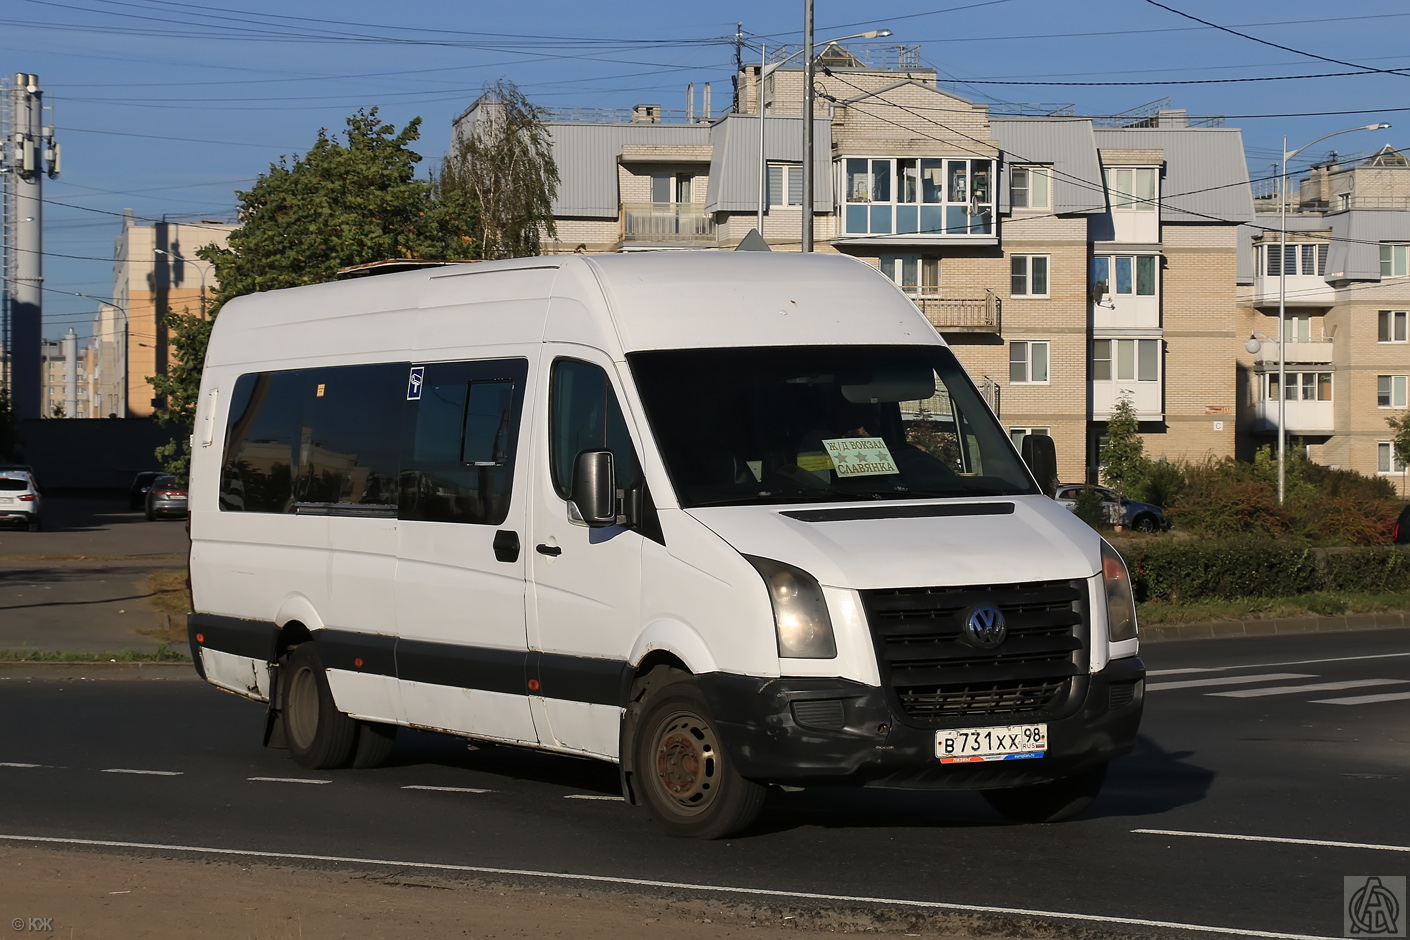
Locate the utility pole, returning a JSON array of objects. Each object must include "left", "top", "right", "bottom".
[
  {"left": 2, "top": 73, "right": 60, "bottom": 419},
  {"left": 801, "top": 0, "right": 814, "bottom": 252},
  {"left": 731, "top": 23, "right": 743, "bottom": 114}
]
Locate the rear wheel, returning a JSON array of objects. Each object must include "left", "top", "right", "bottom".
[
  {"left": 981, "top": 762, "right": 1107, "bottom": 823},
  {"left": 144, "top": 504, "right": 155, "bottom": 521},
  {"left": 26, "top": 519, "right": 40, "bottom": 532},
  {"left": 281, "top": 644, "right": 357, "bottom": 770},
  {"left": 632, "top": 677, "right": 765, "bottom": 839},
  {"left": 351, "top": 721, "right": 397, "bottom": 769}
]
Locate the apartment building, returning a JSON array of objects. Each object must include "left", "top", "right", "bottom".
[
  {"left": 1239, "top": 145, "right": 1410, "bottom": 495},
  {"left": 38, "top": 329, "right": 88, "bottom": 419},
  {"left": 103, "top": 214, "right": 232, "bottom": 418},
  {"left": 453, "top": 44, "right": 1255, "bottom": 482}
]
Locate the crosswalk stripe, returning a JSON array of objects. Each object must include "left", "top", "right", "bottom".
[
  {"left": 1209, "top": 679, "right": 1410, "bottom": 699},
  {"left": 1310, "top": 690, "right": 1410, "bottom": 706},
  {"left": 1145, "top": 673, "right": 1315, "bottom": 692},
  {"left": 1146, "top": 651, "right": 1410, "bottom": 678}
]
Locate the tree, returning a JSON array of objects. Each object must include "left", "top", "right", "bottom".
[
  {"left": 0, "top": 386, "right": 21, "bottom": 461},
  {"left": 149, "top": 108, "right": 479, "bottom": 476},
  {"left": 1388, "top": 409, "right": 1410, "bottom": 491},
  {"left": 439, "top": 79, "right": 559, "bottom": 260},
  {"left": 1099, "top": 395, "right": 1148, "bottom": 499}
]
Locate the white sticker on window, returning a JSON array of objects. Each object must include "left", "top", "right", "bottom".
[{"left": 821, "top": 437, "right": 899, "bottom": 477}]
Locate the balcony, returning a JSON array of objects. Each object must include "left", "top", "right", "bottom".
[
  {"left": 911, "top": 292, "right": 1001, "bottom": 333},
  {"left": 1251, "top": 338, "right": 1334, "bottom": 366},
  {"left": 1252, "top": 399, "right": 1334, "bottom": 434},
  {"left": 620, "top": 203, "right": 716, "bottom": 247},
  {"left": 1252, "top": 273, "right": 1336, "bottom": 307},
  {"left": 1092, "top": 381, "right": 1162, "bottom": 421}
]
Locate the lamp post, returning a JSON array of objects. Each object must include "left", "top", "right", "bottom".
[
  {"left": 1273, "top": 123, "right": 1389, "bottom": 504},
  {"left": 757, "top": 27, "right": 892, "bottom": 236},
  {"left": 154, "top": 247, "right": 210, "bottom": 316}
]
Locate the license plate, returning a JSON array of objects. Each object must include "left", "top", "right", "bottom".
[{"left": 936, "top": 723, "right": 1047, "bottom": 763}]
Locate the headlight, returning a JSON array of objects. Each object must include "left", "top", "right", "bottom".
[
  {"left": 745, "top": 556, "right": 837, "bottom": 659},
  {"left": 1101, "top": 540, "right": 1138, "bottom": 643}
]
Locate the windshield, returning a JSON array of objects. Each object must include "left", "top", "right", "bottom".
[{"left": 628, "top": 345, "right": 1038, "bottom": 508}]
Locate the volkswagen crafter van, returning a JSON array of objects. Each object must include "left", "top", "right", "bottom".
[{"left": 187, "top": 251, "right": 1144, "bottom": 838}]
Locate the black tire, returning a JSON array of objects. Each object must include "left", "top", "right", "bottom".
[
  {"left": 144, "top": 504, "right": 155, "bottom": 522},
  {"left": 981, "top": 762, "right": 1108, "bottom": 823},
  {"left": 281, "top": 644, "right": 357, "bottom": 770},
  {"left": 26, "top": 519, "right": 40, "bottom": 532},
  {"left": 350, "top": 721, "right": 397, "bottom": 769},
  {"left": 1132, "top": 514, "right": 1159, "bottom": 534},
  {"left": 632, "top": 677, "right": 765, "bottom": 839}
]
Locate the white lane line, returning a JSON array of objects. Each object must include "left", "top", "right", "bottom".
[
  {"left": 1312, "top": 690, "right": 1410, "bottom": 706},
  {"left": 1147, "top": 650, "right": 1410, "bottom": 677},
  {"left": 1134, "top": 828, "right": 1410, "bottom": 854},
  {"left": 1145, "top": 672, "right": 1315, "bottom": 691},
  {"left": 564, "top": 794, "right": 624, "bottom": 801},
  {"left": 1209, "top": 678, "right": 1410, "bottom": 699},
  {"left": 0, "top": 762, "right": 42, "bottom": 768},
  {"left": 402, "top": 785, "right": 492, "bottom": 794},
  {"left": 102, "top": 768, "right": 183, "bottom": 776},
  {"left": 247, "top": 776, "right": 332, "bottom": 785},
  {"left": 0, "top": 833, "right": 1343, "bottom": 940}
]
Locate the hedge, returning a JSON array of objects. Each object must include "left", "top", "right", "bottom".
[{"left": 1119, "top": 540, "right": 1410, "bottom": 603}]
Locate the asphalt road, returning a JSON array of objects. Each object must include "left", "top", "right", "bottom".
[{"left": 0, "top": 628, "right": 1406, "bottom": 939}]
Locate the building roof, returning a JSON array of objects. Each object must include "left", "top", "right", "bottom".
[
  {"left": 1094, "top": 128, "right": 1254, "bottom": 224},
  {"left": 541, "top": 120, "right": 712, "bottom": 218},
  {"left": 704, "top": 113, "right": 832, "bottom": 213},
  {"left": 990, "top": 119, "right": 1104, "bottom": 215}
]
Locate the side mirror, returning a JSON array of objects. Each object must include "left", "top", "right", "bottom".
[
  {"left": 1020, "top": 434, "right": 1058, "bottom": 498},
  {"left": 571, "top": 450, "right": 617, "bottom": 527}
]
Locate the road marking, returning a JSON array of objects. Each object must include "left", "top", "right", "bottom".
[
  {"left": 102, "top": 768, "right": 183, "bottom": 776},
  {"left": 1209, "top": 678, "right": 1410, "bottom": 699},
  {"left": 564, "top": 794, "right": 624, "bottom": 801},
  {"left": 1147, "top": 650, "right": 1410, "bottom": 677},
  {"left": 401, "top": 785, "right": 492, "bottom": 794},
  {"left": 1312, "top": 690, "right": 1410, "bottom": 706},
  {"left": 0, "top": 833, "right": 1344, "bottom": 940},
  {"left": 0, "top": 762, "right": 42, "bottom": 768},
  {"left": 1134, "top": 828, "right": 1410, "bottom": 854},
  {"left": 1145, "top": 672, "right": 1315, "bottom": 691},
  {"left": 247, "top": 776, "right": 332, "bottom": 785}
]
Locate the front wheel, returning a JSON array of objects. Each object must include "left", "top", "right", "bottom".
[
  {"left": 981, "top": 762, "right": 1107, "bottom": 823},
  {"left": 281, "top": 644, "right": 358, "bottom": 769},
  {"left": 1132, "top": 514, "right": 1159, "bottom": 534},
  {"left": 632, "top": 678, "right": 765, "bottom": 839}
]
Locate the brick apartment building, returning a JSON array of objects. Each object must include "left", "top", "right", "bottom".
[{"left": 453, "top": 44, "right": 1259, "bottom": 484}]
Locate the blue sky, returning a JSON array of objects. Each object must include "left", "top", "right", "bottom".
[{"left": 6, "top": 0, "right": 1409, "bottom": 340}]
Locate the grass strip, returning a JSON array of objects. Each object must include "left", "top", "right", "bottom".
[{"left": 0, "top": 644, "right": 189, "bottom": 663}]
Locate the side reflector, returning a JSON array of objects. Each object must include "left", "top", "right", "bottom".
[
  {"left": 195, "top": 633, "right": 204, "bottom": 643},
  {"left": 353, "top": 657, "right": 364, "bottom": 669},
  {"left": 527, "top": 679, "right": 541, "bottom": 691}
]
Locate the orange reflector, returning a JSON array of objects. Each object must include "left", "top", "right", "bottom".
[
  {"left": 195, "top": 633, "right": 204, "bottom": 643},
  {"left": 527, "top": 679, "right": 541, "bottom": 691},
  {"left": 354, "top": 657, "right": 364, "bottom": 668}
]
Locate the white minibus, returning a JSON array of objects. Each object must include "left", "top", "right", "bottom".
[{"left": 188, "top": 251, "right": 1144, "bottom": 838}]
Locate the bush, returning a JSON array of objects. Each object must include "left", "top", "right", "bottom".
[
  {"left": 1135, "top": 458, "right": 1185, "bottom": 508},
  {"left": 1072, "top": 485, "right": 1108, "bottom": 530},
  {"left": 1323, "top": 548, "right": 1410, "bottom": 593},
  {"left": 1121, "top": 540, "right": 1410, "bottom": 603},
  {"left": 1167, "top": 459, "right": 1291, "bottom": 538}
]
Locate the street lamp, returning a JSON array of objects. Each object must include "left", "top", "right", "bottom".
[
  {"left": 755, "top": 26, "right": 891, "bottom": 236},
  {"left": 154, "top": 247, "right": 210, "bottom": 316},
  {"left": 1272, "top": 122, "right": 1390, "bottom": 504}
]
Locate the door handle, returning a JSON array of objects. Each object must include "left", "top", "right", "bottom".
[
  {"left": 492, "top": 530, "right": 520, "bottom": 563},
  {"left": 535, "top": 543, "right": 562, "bottom": 557}
]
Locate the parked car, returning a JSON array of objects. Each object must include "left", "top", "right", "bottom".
[
  {"left": 128, "top": 471, "right": 165, "bottom": 511},
  {"left": 1395, "top": 505, "right": 1410, "bottom": 545},
  {"left": 1054, "top": 484, "right": 1169, "bottom": 533},
  {"left": 145, "top": 475, "right": 188, "bottom": 520},
  {"left": 0, "top": 468, "right": 43, "bottom": 531}
]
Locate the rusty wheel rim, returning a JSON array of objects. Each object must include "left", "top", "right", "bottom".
[{"left": 650, "top": 708, "right": 720, "bottom": 816}]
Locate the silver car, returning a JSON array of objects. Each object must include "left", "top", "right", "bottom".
[
  {"left": 0, "top": 468, "right": 42, "bottom": 532},
  {"left": 1054, "top": 484, "right": 1169, "bottom": 534}
]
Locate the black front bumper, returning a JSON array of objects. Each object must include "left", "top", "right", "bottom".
[{"left": 698, "top": 656, "right": 1144, "bottom": 789}]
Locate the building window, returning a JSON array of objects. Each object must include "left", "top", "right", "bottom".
[
  {"left": 1263, "top": 243, "right": 1328, "bottom": 277},
  {"left": 1010, "top": 166, "right": 1051, "bottom": 210},
  {"left": 1381, "top": 244, "right": 1409, "bottom": 278},
  {"left": 1009, "top": 426, "right": 1050, "bottom": 448},
  {"left": 768, "top": 164, "right": 803, "bottom": 207},
  {"left": 1093, "top": 339, "right": 1159, "bottom": 382},
  {"left": 1010, "top": 254, "right": 1049, "bottom": 297},
  {"left": 1378, "top": 442, "right": 1407, "bottom": 474},
  {"left": 1283, "top": 315, "right": 1312, "bottom": 343},
  {"left": 1263, "top": 372, "right": 1332, "bottom": 402},
  {"left": 1378, "top": 375, "right": 1408, "bottom": 409},
  {"left": 840, "top": 156, "right": 994, "bottom": 236},
  {"left": 650, "top": 172, "right": 693, "bottom": 204},
  {"left": 1378, "top": 310, "right": 1408, "bottom": 343},
  {"left": 880, "top": 255, "right": 940, "bottom": 295},
  {"left": 1009, "top": 341, "right": 1050, "bottom": 384},
  {"left": 1105, "top": 166, "right": 1158, "bottom": 211},
  {"left": 1092, "top": 255, "right": 1157, "bottom": 301}
]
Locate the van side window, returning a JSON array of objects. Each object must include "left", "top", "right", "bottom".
[
  {"left": 399, "top": 359, "right": 528, "bottom": 525},
  {"left": 221, "top": 371, "right": 302, "bottom": 513},
  {"left": 549, "top": 359, "right": 642, "bottom": 501}
]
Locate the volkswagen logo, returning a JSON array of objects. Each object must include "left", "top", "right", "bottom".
[{"left": 963, "top": 605, "right": 1007, "bottom": 649}]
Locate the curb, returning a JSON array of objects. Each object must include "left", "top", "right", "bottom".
[
  {"left": 0, "top": 661, "right": 200, "bottom": 681},
  {"left": 1142, "top": 610, "right": 1409, "bottom": 642}
]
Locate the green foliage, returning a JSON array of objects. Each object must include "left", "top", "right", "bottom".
[
  {"left": 147, "top": 304, "right": 212, "bottom": 481},
  {"left": 0, "top": 386, "right": 21, "bottom": 460},
  {"left": 439, "top": 79, "right": 560, "bottom": 260},
  {"left": 1137, "top": 458, "right": 1186, "bottom": 508},
  {"left": 1072, "top": 485, "right": 1108, "bottom": 529},
  {"left": 1388, "top": 409, "right": 1410, "bottom": 471},
  {"left": 1099, "top": 396, "right": 1146, "bottom": 498},
  {"left": 1168, "top": 457, "right": 1290, "bottom": 538}
]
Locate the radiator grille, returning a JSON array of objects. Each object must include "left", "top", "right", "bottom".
[{"left": 860, "top": 579, "right": 1085, "bottom": 726}]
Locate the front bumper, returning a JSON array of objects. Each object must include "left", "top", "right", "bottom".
[{"left": 699, "top": 656, "right": 1144, "bottom": 789}]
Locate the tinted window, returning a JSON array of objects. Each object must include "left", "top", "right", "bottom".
[
  {"left": 549, "top": 359, "right": 642, "bottom": 501},
  {"left": 0, "top": 478, "right": 28, "bottom": 491},
  {"left": 222, "top": 371, "right": 302, "bottom": 512},
  {"left": 399, "top": 359, "right": 528, "bottom": 525},
  {"left": 295, "top": 364, "right": 404, "bottom": 507}
]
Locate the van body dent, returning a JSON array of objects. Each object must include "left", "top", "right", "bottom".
[{"left": 188, "top": 251, "right": 1144, "bottom": 837}]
